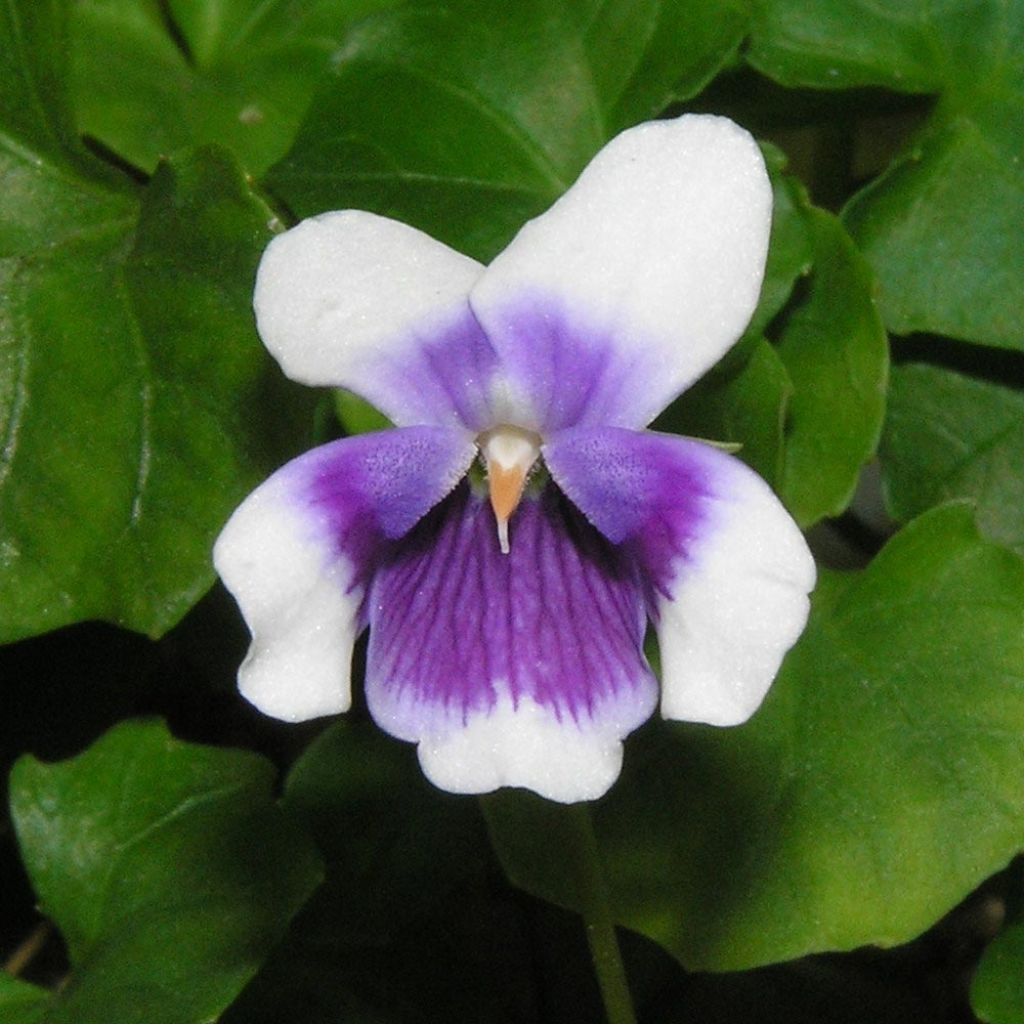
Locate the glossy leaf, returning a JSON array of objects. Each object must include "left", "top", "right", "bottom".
[
  {"left": 486, "top": 504, "right": 1024, "bottom": 971},
  {"left": 576, "top": 0, "right": 750, "bottom": 130},
  {"left": 775, "top": 206, "right": 888, "bottom": 525},
  {"left": 268, "top": 0, "right": 751, "bottom": 261},
  {"left": 70, "top": 0, "right": 401, "bottom": 176},
  {"left": 973, "top": 920, "right": 1024, "bottom": 1024},
  {"left": 748, "top": 0, "right": 942, "bottom": 91},
  {"left": 9, "top": 719, "right": 322, "bottom": 1024},
  {"left": 881, "top": 364, "right": 1024, "bottom": 555},
  {"left": 0, "top": 142, "right": 312, "bottom": 643},
  {"left": 750, "top": 0, "right": 1024, "bottom": 350}
]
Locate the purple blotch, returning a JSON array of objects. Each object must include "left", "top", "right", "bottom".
[{"left": 365, "top": 482, "right": 656, "bottom": 740}]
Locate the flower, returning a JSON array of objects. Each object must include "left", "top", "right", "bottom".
[{"left": 214, "top": 114, "right": 816, "bottom": 803}]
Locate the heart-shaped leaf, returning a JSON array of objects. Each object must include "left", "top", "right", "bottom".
[{"left": 9, "top": 719, "right": 322, "bottom": 1024}]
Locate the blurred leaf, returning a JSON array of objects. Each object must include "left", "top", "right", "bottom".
[
  {"left": 674, "top": 954, "right": 938, "bottom": 1024},
  {"left": 9, "top": 719, "right": 322, "bottom": 1024},
  {"left": 334, "top": 390, "right": 393, "bottom": 437},
  {"left": 221, "top": 720, "right": 535, "bottom": 1023},
  {"left": 486, "top": 504, "right": 1024, "bottom": 971},
  {"left": 283, "top": 720, "right": 488, "bottom": 945},
  {"left": 881, "top": 364, "right": 1024, "bottom": 555},
  {"left": 70, "top": 0, "right": 401, "bottom": 176},
  {"left": 0, "top": 141, "right": 312, "bottom": 643},
  {"left": 0, "top": 1, "right": 93, "bottom": 165},
  {"left": 268, "top": 0, "right": 750, "bottom": 260},
  {"left": 973, "top": 920, "right": 1024, "bottom": 1024},
  {"left": 748, "top": 0, "right": 943, "bottom": 91},
  {"left": 0, "top": 976, "right": 48, "bottom": 1024},
  {"left": 750, "top": 0, "right": 1024, "bottom": 349},
  {"left": 775, "top": 206, "right": 888, "bottom": 525}
]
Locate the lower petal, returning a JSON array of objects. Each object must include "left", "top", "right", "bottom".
[
  {"left": 544, "top": 426, "right": 816, "bottom": 727},
  {"left": 365, "top": 484, "right": 657, "bottom": 802},
  {"left": 214, "top": 427, "right": 475, "bottom": 722}
]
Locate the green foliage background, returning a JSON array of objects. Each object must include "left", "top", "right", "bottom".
[{"left": 1, "top": 1, "right": 1022, "bottom": 1021}]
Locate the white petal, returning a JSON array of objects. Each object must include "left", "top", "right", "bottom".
[
  {"left": 214, "top": 489, "right": 358, "bottom": 722},
  {"left": 471, "top": 114, "right": 772, "bottom": 429},
  {"left": 655, "top": 460, "right": 816, "bottom": 726},
  {"left": 254, "top": 211, "right": 498, "bottom": 428},
  {"left": 417, "top": 690, "right": 632, "bottom": 803},
  {"left": 544, "top": 426, "right": 815, "bottom": 726},
  {"left": 214, "top": 428, "right": 476, "bottom": 722}
]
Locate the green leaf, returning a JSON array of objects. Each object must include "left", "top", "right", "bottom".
[
  {"left": 749, "top": 0, "right": 1024, "bottom": 349},
  {"left": 0, "top": 976, "right": 48, "bottom": 1024},
  {"left": 973, "top": 920, "right": 1024, "bottom": 1024},
  {"left": 748, "top": 143, "right": 815, "bottom": 340},
  {"left": 70, "top": 0, "right": 401, "bottom": 176},
  {"left": 9, "top": 719, "right": 322, "bottom": 1024},
  {"left": 775, "top": 206, "right": 888, "bottom": 525},
  {"left": 0, "top": 142, "right": 312, "bottom": 642},
  {"left": 283, "top": 721, "right": 488, "bottom": 946},
  {"left": 268, "top": 0, "right": 750, "bottom": 261},
  {"left": 486, "top": 504, "right": 1024, "bottom": 971},
  {"left": 843, "top": 105, "right": 1024, "bottom": 350},
  {"left": 334, "top": 389, "right": 393, "bottom": 437},
  {"left": 0, "top": 0, "right": 98, "bottom": 167},
  {"left": 747, "top": 0, "right": 943, "bottom": 92},
  {"left": 577, "top": 0, "right": 750, "bottom": 131},
  {"left": 880, "top": 364, "right": 1024, "bottom": 555}
]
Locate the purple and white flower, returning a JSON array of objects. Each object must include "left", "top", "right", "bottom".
[{"left": 214, "top": 114, "right": 816, "bottom": 803}]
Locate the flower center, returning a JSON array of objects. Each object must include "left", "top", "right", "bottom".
[{"left": 479, "top": 426, "right": 542, "bottom": 554}]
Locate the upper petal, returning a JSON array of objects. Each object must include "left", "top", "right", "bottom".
[
  {"left": 470, "top": 114, "right": 772, "bottom": 431},
  {"left": 214, "top": 426, "right": 476, "bottom": 722},
  {"left": 365, "top": 484, "right": 658, "bottom": 802},
  {"left": 544, "top": 427, "right": 815, "bottom": 726},
  {"left": 254, "top": 211, "right": 501, "bottom": 429}
]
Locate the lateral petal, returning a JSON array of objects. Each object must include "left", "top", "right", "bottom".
[
  {"left": 214, "top": 427, "right": 476, "bottom": 722},
  {"left": 470, "top": 114, "right": 772, "bottom": 431},
  {"left": 365, "top": 484, "right": 658, "bottom": 802},
  {"left": 544, "top": 427, "right": 815, "bottom": 726},
  {"left": 254, "top": 211, "right": 501, "bottom": 429}
]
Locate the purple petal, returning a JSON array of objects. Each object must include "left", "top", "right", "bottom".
[
  {"left": 365, "top": 484, "right": 658, "bottom": 802},
  {"left": 544, "top": 426, "right": 815, "bottom": 726},
  {"left": 368, "top": 307, "right": 502, "bottom": 431},
  {"left": 467, "top": 294, "right": 664, "bottom": 432},
  {"left": 214, "top": 427, "right": 476, "bottom": 722}
]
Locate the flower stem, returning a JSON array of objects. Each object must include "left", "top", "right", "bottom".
[{"left": 567, "top": 803, "right": 637, "bottom": 1024}]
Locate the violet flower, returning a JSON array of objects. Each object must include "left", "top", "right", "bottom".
[{"left": 214, "top": 114, "right": 815, "bottom": 803}]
